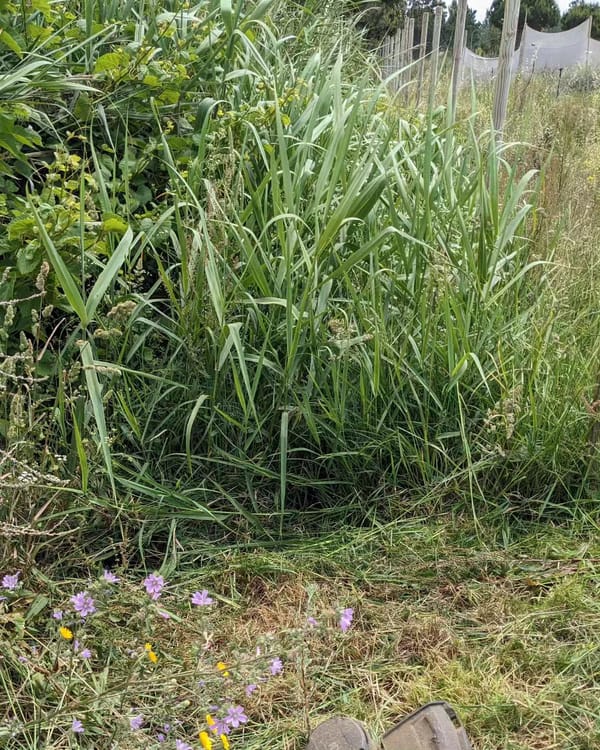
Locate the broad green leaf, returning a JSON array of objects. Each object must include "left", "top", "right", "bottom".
[
  {"left": 86, "top": 227, "right": 135, "bottom": 320},
  {"left": 0, "top": 29, "right": 23, "bottom": 58},
  {"left": 32, "top": 204, "right": 87, "bottom": 326},
  {"left": 80, "top": 341, "right": 115, "bottom": 496}
]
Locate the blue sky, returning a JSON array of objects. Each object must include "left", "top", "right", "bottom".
[{"left": 469, "top": 0, "right": 573, "bottom": 20}]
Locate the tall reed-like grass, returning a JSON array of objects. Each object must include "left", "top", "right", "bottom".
[{"left": 2, "top": 0, "right": 598, "bottom": 532}]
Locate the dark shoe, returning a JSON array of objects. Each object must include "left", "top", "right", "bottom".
[
  {"left": 306, "top": 717, "right": 374, "bottom": 750},
  {"left": 381, "top": 702, "right": 473, "bottom": 750}
]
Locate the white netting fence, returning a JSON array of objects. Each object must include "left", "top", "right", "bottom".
[{"left": 462, "top": 19, "right": 598, "bottom": 83}]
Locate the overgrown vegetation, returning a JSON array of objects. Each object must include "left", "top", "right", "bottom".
[
  {"left": 1, "top": 2, "right": 600, "bottom": 746},
  {"left": 2, "top": 0, "right": 598, "bottom": 537}
]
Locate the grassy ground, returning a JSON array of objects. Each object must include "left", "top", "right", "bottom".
[{"left": 4, "top": 516, "right": 600, "bottom": 749}]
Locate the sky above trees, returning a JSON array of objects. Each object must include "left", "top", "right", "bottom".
[{"left": 469, "top": 0, "right": 571, "bottom": 18}]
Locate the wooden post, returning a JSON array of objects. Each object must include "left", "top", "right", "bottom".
[
  {"left": 416, "top": 12, "right": 430, "bottom": 106},
  {"left": 450, "top": 0, "right": 468, "bottom": 122},
  {"left": 429, "top": 5, "right": 443, "bottom": 107},
  {"left": 405, "top": 16, "right": 415, "bottom": 101},
  {"left": 585, "top": 15, "right": 592, "bottom": 91},
  {"left": 492, "top": 0, "right": 520, "bottom": 133},
  {"left": 398, "top": 23, "right": 407, "bottom": 92},
  {"left": 394, "top": 25, "right": 402, "bottom": 92}
]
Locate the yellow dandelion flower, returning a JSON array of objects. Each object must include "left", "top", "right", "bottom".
[
  {"left": 206, "top": 714, "right": 216, "bottom": 728},
  {"left": 59, "top": 626, "right": 73, "bottom": 640},
  {"left": 221, "top": 734, "right": 230, "bottom": 750},
  {"left": 144, "top": 642, "right": 153, "bottom": 651},
  {"left": 199, "top": 731, "right": 213, "bottom": 750},
  {"left": 147, "top": 649, "right": 158, "bottom": 663},
  {"left": 216, "top": 661, "right": 230, "bottom": 678}
]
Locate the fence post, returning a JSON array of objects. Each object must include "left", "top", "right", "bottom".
[
  {"left": 429, "top": 4, "right": 443, "bottom": 107},
  {"left": 450, "top": 0, "right": 468, "bottom": 122},
  {"left": 493, "top": 0, "right": 520, "bottom": 133},
  {"left": 399, "top": 24, "right": 408, "bottom": 93},
  {"left": 390, "top": 27, "right": 400, "bottom": 92},
  {"left": 416, "top": 11, "right": 430, "bottom": 106},
  {"left": 405, "top": 16, "right": 415, "bottom": 101}
]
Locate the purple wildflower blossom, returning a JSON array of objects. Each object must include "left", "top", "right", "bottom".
[
  {"left": 157, "top": 734, "right": 166, "bottom": 743},
  {"left": 2, "top": 572, "right": 20, "bottom": 591},
  {"left": 130, "top": 714, "right": 144, "bottom": 731},
  {"left": 103, "top": 570, "right": 119, "bottom": 584},
  {"left": 70, "top": 591, "right": 96, "bottom": 618},
  {"left": 175, "top": 741, "right": 192, "bottom": 750},
  {"left": 307, "top": 616, "right": 318, "bottom": 627},
  {"left": 212, "top": 718, "right": 230, "bottom": 736},
  {"left": 73, "top": 640, "right": 80, "bottom": 652},
  {"left": 158, "top": 610, "right": 171, "bottom": 619},
  {"left": 143, "top": 573, "right": 165, "bottom": 600},
  {"left": 80, "top": 649, "right": 92, "bottom": 660},
  {"left": 245, "top": 683, "right": 258, "bottom": 696},
  {"left": 18, "top": 655, "right": 28, "bottom": 663},
  {"left": 225, "top": 705, "right": 248, "bottom": 728},
  {"left": 339, "top": 607, "right": 354, "bottom": 633},
  {"left": 269, "top": 657, "right": 283, "bottom": 675},
  {"left": 52, "top": 610, "right": 63, "bottom": 620},
  {"left": 71, "top": 719, "right": 84, "bottom": 734},
  {"left": 191, "top": 589, "right": 214, "bottom": 606}
]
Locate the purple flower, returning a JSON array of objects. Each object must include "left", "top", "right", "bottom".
[
  {"left": 211, "top": 718, "right": 230, "bottom": 736},
  {"left": 225, "top": 705, "right": 248, "bottom": 728},
  {"left": 103, "top": 570, "right": 119, "bottom": 583},
  {"left": 52, "top": 610, "right": 63, "bottom": 620},
  {"left": 71, "top": 718, "right": 84, "bottom": 734},
  {"left": 18, "top": 655, "right": 28, "bottom": 663},
  {"left": 339, "top": 607, "right": 354, "bottom": 633},
  {"left": 175, "top": 741, "right": 192, "bottom": 750},
  {"left": 73, "top": 640, "right": 80, "bottom": 652},
  {"left": 191, "top": 589, "right": 214, "bottom": 606},
  {"left": 157, "top": 734, "right": 166, "bottom": 743},
  {"left": 130, "top": 714, "right": 144, "bottom": 731},
  {"left": 2, "top": 572, "right": 20, "bottom": 591},
  {"left": 70, "top": 591, "right": 96, "bottom": 618},
  {"left": 245, "top": 683, "right": 258, "bottom": 696},
  {"left": 307, "top": 616, "right": 318, "bottom": 627},
  {"left": 158, "top": 609, "right": 171, "bottom": 619},
  {"left": 143, "top": 573, "right": 165, "bottom": 600},
  {"left": 80, "top": 648, "right": 92, "bottom": 660},
  {"left": 269, "top": 657, "right": 283, "bottom": 675}
]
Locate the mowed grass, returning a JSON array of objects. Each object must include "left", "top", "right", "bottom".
[{"left": 4, "top": 517, "right": 600, "bottom": 749}]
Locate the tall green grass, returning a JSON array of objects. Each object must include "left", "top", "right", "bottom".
[{"left": 1, "top": 0, "right": 598, "bottom": 533}]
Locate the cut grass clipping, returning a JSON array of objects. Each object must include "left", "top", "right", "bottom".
[{"left": 3, "top": 518, "right": 600, "bottom": 750}]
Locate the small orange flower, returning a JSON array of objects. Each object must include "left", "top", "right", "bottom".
[
  {"left": 199, "top": 731, "right": 213, "bottom": 750},
  {"left": 59, "top": 626, "right": 73, "bottom": 640}
]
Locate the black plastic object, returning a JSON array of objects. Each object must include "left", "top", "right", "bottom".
[
  {"left": 381, "top": 702, "right": 473, "bottom": 750},
  {"left": 306, "top": 717, "right": 374, "bottom": 750}
]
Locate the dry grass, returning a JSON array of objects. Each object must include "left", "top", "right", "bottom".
[{"left": 183, "top": 518, "right": 600, "bottom": 750}]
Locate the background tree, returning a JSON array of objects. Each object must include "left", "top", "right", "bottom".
[
  {"left": 486, "top": 0, "right": 560, "bottom": 33},
  {"left": 440, "top": 0, "right": 482, "bottom": 48},
  {"left": 347, "top": 0, "right": 406, "bottom": 44},
  {"left": 562, "top": 0, "right": 600, "bottom": 38},
  {"left": 407, "top": 0, "right": 442, "bottom": 51}
]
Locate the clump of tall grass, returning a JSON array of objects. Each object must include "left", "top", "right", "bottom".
[{"left": 1, "top": 0, "right": 598, "bottom": 531}]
